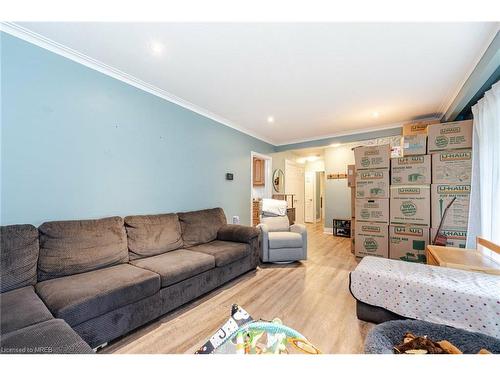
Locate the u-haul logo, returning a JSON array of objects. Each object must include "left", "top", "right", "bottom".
[
  {"left": 361, "top": 225, "right": 381, "bottom": 233},
  {"left": 398, "top": 187, "right": 420, "bottom": 194},
  {"left": 394, "top": 226, "right": 423, "bottom": 236},
  {"left": 440, "top": 230, "right": 466, "bottom": 238},
  {"left": 440, "top": 151, "right": 471, "bottom": 161},
  {"left": 398, "top": 156, "right": 425, "bottom": 165},
  {"left": 411, "top": 124, "right": 427, "bottom": 132},
  {"left": 360, "top": 172, "right": 384, "bottom": 179},
  {"left": 437, "top": 185, "right": 470, "bottom": 194},
  {"left": 440, "top": 127, "right": 461, "bottom": 134}
]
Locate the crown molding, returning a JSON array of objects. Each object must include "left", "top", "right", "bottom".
[{"left": 0, "top": 22, "right": 276, "bottom": 145}]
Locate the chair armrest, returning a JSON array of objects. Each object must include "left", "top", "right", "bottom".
[
  {"left": 217, "top": 224, "right": 259, "bottom": 244},
  {"left": 290, "top": 224, "right": 306, "bottom": 235}
]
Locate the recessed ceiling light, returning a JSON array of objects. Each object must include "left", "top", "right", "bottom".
[
  {"left": 150, "top": 41, "right": 164, "bottom": 56},
  {"left": 267, "top": 116, "right": 275, "bottom": 123},
  {"left": 372, "top": 111, "right": 380, "bottom": 118},
  {"left": 306, "top": 156, "right": 319, "bottom": 162}
]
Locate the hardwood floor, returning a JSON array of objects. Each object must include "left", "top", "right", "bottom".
[{"left": 102, "top": 222, "right": 374, "bottom": 354}]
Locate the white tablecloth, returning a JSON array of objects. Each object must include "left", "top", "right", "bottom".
[{"left": 350, "top": 256, "right": 500, "bottom": 338}]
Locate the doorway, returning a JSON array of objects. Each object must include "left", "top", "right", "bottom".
[
  {"left": 250, "top": 151, "right": 272, "bottom": 226},
  {"left": 285, "top": 160, "right": 305, "bottom": 224},
  {"left": 305, "top": 170, "right": 325, "bottom": 223}
]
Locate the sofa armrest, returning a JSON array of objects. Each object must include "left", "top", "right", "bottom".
[
  {"left": 217, "top": 224, "right": 259, "bottom": 243},
  {"left": 256, "top": 224, "right": 269, "bottom": 262}
]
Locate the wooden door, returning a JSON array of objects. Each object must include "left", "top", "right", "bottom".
[{"left": 253, "top": 158, "right": 265, "bottom": 186}]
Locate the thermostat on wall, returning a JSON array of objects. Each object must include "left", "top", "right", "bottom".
[{"left": 226, "top": 173, "right": 234, "bottom": 180}]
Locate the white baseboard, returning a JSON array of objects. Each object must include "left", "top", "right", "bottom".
[{"left": 323, "top": 227, "right": 333, "bottom": 234}]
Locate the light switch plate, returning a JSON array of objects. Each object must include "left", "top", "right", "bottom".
[{"left": 232, "top": 216, "right": 240, "bottom": 224}]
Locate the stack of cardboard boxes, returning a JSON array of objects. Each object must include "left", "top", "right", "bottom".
[
  {"left": 354, "top": 144, "right": 391, "bottom": 258},
  {"left": 428, "top": 121, "right": 473, "bottom": 248},
  {"left": 352, "top": 119, "right": 473, "bottom": 262},
  {"left": 389, "top": 123, "right": 432, "bottom": 262}
]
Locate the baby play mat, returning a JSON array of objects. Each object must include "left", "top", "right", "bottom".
[{"left": 195, "top": 304, "right": 321, "bottom": 354}]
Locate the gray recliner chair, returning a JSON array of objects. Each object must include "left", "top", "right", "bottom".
[{"left": 257, "top": 214, "right": 307, "bottom": 263}]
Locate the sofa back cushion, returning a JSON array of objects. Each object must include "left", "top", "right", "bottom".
[
  {"left": 0, "top": 224, "right": 39, "bottom": 293},
  {"left": 124, "top": 213, "right": 183, "bottom": 260},
  {"left": 38, "top": 216, "right": 128, "bottom": 281},
  {"left": 178, "top": 208, "right": 227, "bottom": 247}
]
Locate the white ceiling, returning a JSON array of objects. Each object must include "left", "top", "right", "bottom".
[{"left": 14, "top": 22, "right": 499, "bottom": 145}]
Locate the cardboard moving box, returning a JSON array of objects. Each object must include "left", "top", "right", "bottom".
[
  {"left": 427, "top": 120, "right": 473, "bottom": 152},
  {"left": 402, "top": 120, "right": 440, "bottom": 135},
  {"left": 401, "top": 134, "right": 427, "bottom": 156},
  {"left": 356, "top": 169, "right": 390, "bottom": 198},
  {"left": 391, "top": 155, "right": 431, "bottom": 185},
  {"left": 389, "top": 225, "right": 429, "bottom": 263},
  {"left": 354, "top": 144, "right": 391, "bottom": 170},
  {"left": 355, "top": 221, "right": 388, "bottom": 258},
  {"left": 432, "top": 149, "right": 472, "bottom": 184},
  {"left": 355, "top": 198, "right": 389, "bottom": 223},
  {"left": 430, "top": 228, "right": 467, "bottom": 249},
  {"left": 390, "top": 185, "right": 431, "bottom": 226},
  {"left": 431, "top": 184, "right": 471, "bottom": 229}
]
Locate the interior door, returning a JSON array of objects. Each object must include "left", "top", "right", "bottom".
[
  {"left": 304, "top": 171, "right": 315, "bottom": 223},
  {"left": 285, "top": 160, "right": 305, "bottom": 224}
]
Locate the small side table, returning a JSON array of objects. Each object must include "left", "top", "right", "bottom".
[{"left": 426, "top": 245, "right": 500, "bottom": 275}]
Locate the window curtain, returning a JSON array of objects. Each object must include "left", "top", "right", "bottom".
[{"left": 466, "top": 81, "right": 500, "bottom": 247}]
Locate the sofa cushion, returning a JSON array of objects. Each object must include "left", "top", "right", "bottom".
[
  {"left": 38, "top": 216, "right": 129, "bottom": 281},
  {"left": 178, "top": 208, "right": 227, "bottom": 247},
  {"left": 130, "top": 249, "right": 215, "bottom": 287},
  {"left": 187, "top": 240, "right": 250, "bottom": 267},
  {"left": 268, "top": 232, "right": 303, "bottom": 249},
  {"left": 35, "top": 264, "right": 160, "bottom": 327},
  {"left": 0, "top": 319, "right": 93, "bottom": 354},
  {"left": 125, "top": 213, "right": 183, "bottom": 260},
  {"left": 0, "top": 224, "right": 39, "bottom": 293},
  {"left": 0, "top": 286, "right": 53, "bottom": 334}
]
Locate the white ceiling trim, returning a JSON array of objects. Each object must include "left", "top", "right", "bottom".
[
  {"left": 435, "top": 26, "right": 499, "bottom": 119},
  {"left": 0, "top": 22, "right": 276, "bottom": 145}
]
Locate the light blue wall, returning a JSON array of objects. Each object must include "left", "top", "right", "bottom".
[{"left": 0, "top": 33, "right": 274, "bottom": 226}]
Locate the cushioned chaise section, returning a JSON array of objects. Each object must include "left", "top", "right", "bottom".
[
  {"left": 35, "top": 264, "right": 160, "bottom": 327},
  {"left": 187, "top": 240, "right": 250, "bottom": 267},
  {"left": 268, "top": 232, "right": 303, "bottom": 249},
  {"left": 0, "top": 286, "right": 53, "bottom": 334},
  {"left": 38, "top": 216, "right": 129, "bottom": 281},
  {"left": 130, "top": 249, "right": 215, "bottom": 287},
  {"left": 0, "top": 319, "right": 93, "bottom": 354},
  {"left": 0, "top": 224, "right": 39, "bottom": 293},
  {"left": 217, "top": 224, "right": 260, "bottom": 243},
  {"left": 125, "top": 213, "right": 183, "bottom": 260},
  {"left": 178, "top": 208, "right": 227, "bottom": 247},
  {"left": 73, "top": 292, "right": 162, "bottom": 349}
]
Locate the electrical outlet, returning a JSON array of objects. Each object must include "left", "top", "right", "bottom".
[{"left": 232, "top": 216, "right": 240, "bottom": 225}]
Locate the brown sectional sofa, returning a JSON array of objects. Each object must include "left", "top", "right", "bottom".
[{"left": 0, "top": 208, "right": 260, "bottom": 353}]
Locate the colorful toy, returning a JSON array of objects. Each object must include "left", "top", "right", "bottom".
[{"left": 195, "top": 304, "right": 320, "bottom": 354}]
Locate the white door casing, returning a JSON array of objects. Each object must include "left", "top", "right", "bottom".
[
  {"left": 305, "top": 171, "right": 315, "bottom": 223},
  {"left": 285, "top": 160, "right": 305, "bottom": 224}
]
